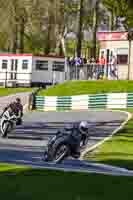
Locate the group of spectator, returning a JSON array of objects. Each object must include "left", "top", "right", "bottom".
[
  {"left": 67, "top": 57, "right": 96, "bottom": 66},
  {"left": 67, "top": 54, "right": 118, "bottom": 80}
]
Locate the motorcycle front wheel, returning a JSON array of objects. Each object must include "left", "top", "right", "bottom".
[
  {"left": 1, "top": 121, "right": 11, "bottom": 138},
  {"left": 53, "top": 143, "right": 70, "bottom": 164}
]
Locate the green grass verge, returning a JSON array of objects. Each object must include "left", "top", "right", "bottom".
[
  {"left": 84, "top": 109, "right": 133, "bottom": 170},
  {"left": 39, "top": 80, "right": 133, "bottom": 96},
  {"left": 0, "top": 163, "right": 133, "bottom": 200},
  {"left": 0, "top": 88, "right": 33, "bottom": 96}
]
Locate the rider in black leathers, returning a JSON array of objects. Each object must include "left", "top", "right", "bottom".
[
  {"left": 43, "top": 121, "right": 89, "bottom": 162},
  {"left": 63, "top": 121, "right": 89, "bottom": 158}
]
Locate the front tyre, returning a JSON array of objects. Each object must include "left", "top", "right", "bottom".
[
  {"left": 53, "top": 144, "right": 70, "bottom": 164},
  {"left": 1, "top": 121, "right": 11, "bottom": 138}
]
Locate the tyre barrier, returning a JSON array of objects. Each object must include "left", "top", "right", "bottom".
[{"left": 34, "top": 93, "right": 133, "bottom": 111}]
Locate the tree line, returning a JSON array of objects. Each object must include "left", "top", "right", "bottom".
[{"left": 0, "top": 0, "right": 133, "bottom": 58}]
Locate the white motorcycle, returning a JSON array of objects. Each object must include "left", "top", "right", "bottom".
[{"left": 0, "top": 110, "right": 18, "bottom": 138}]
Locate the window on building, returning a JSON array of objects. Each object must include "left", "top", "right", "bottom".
[
  {"left": 11, "top": 60, "right": 14, "bottom": 71},
  {"left": 15, "top": 59, "right": 18, "bottom": 71},
  {"left": 10, "top": 72, "right": 17, "bottom": 80},
  {"left": 11, "top": 59, "right": 18, "bottom": 71},
  {"left": 116, "top": 48, "right": 128, "bottom": 65},
  {"left": 2, "top": 60, "right": 8, "bottom": 69},
  {"left": 22, "top": 60, "right": 29, "bottom": 69},
  {"left": 52, "top": 61, "right": 65, "bottom": 72},
  {"left": 36, "top": 60, "right": 48, "bottom": 70},
  {"left": 14, "top": 73, "right": 17, "bottom": 80},
  {"left": 117, "top": 55, "right": 128, "bottom": 64},
  {"left": 10, "top": 72, "right": 13, "bottom": 80}
]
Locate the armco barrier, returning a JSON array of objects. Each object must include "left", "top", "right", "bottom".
[{"left": 35, "top": 93, "right": 133, "bottom": 111}]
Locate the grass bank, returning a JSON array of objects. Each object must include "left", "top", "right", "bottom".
[
  {"left": 0, "top": 164, "right": 133, "bottom": 200},
  {"left": 38, "top": 80, "right": 133, "bottom": 96},
  {"left": 0, "top": 88, "right": 33, "bottom": 96},
  {"left": 84, "top": 109, "right": 133, "bottom": 170}
]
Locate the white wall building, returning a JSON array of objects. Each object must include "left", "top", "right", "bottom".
[
  {"left": 97, "top": 31, "right": 131, "bottom": 80},
  {"left": 0, "top": 54, "right": 66, "bottom": 87}
]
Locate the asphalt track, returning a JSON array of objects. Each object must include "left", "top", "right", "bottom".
[
  {"left": 0, "top": 110, "right": 133, "bottom": 176},
  {"left": 0, "top": 92, "right": 30, "bottom": 113}
]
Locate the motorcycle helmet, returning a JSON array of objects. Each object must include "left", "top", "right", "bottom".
[
  {"left": 16, "top": 98, "right": 21, "bottom": 103},
  {"left": 79, "top": 121, "right": 88, "bottom": 134}
]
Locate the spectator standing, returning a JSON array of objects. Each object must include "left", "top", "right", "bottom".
[
  {"left": 75, "top": 57, "right": 82, "bottom": 79},
  {"left": 110, "top": 55, "right": 118, "bottom": 80},
  {"left": 98, "top": 53, "right": 107, "bottom": 79}
]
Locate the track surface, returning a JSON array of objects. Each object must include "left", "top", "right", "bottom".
[
  {"left": 0, "top": 92, "right": 30, "bottom": 113},
  {"left": 0, "top": 110, "right": 132, "bottom": 176}
]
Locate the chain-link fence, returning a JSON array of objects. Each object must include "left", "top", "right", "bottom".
[
  {"left": 0, "top": 64, "right": 119, "bottom": 88},
  {"left": 66, "top": 63, "right": 118, "bottom": 80}
]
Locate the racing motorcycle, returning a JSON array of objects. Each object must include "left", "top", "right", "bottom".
[
  {"left": 0, "top": 110, "right": 21, "bottom": 138},
  {"left": 43, "top": 124, "right": 89, "bottom": 164}
]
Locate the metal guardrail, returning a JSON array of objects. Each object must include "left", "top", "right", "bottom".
[{"left": 66, "top": 63, "right": 118, "bottom": 80}]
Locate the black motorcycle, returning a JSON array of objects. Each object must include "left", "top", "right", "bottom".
[{"left": 43, "top": 124, "right": 89, "bottom": 164}]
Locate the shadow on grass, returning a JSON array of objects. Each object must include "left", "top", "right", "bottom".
[
  {"left": 0, "top": 166, "right": 133, "bottom": 200},
  {"left": 117, "top": 127, "right": 133, "bottom": 135},
  {"left": 85, "top": 116, "right": 133, "bottom": 170},
  {"left": 87, "top": 151, "right": 133, "bottom": 170},
  {"left": 97, "top": 159, "right": 133, "bottom": 170}
]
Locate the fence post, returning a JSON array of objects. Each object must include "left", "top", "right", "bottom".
[{"left": 75, "top": 65, "right": 77, "bottom": 80}]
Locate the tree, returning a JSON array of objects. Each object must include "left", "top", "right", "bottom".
[
  {"left": 76, "top": 0, "right": 84, "bottom": 57},
  {"left": 127, "top": 0, "right": 133, "bottom": 8},
  {"left": 0, "top": 0, "right": 29, "bottom": 53},
  {"left": 103, "top": 0, "right": 133, "bottom": 30},
  {"left": 92, "top": 0, "right": 99, "bottom": 59},
  {"left": 1, "top": 0, "right": 132, "bottom": 56}
]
